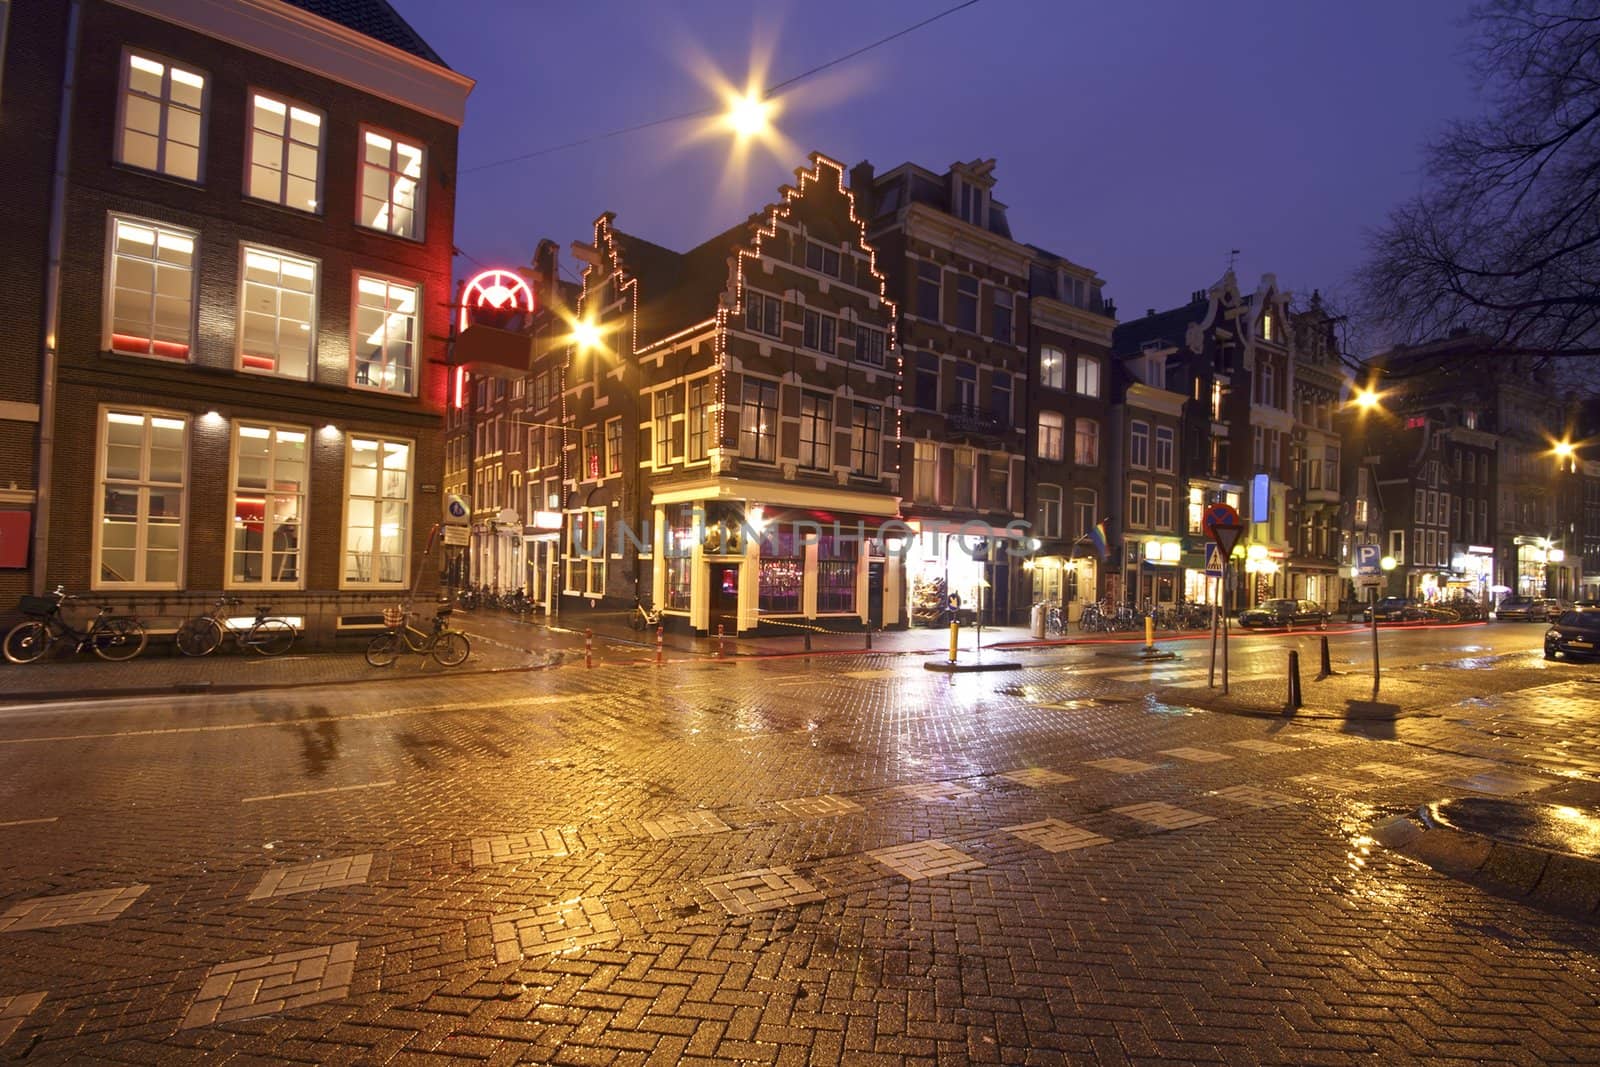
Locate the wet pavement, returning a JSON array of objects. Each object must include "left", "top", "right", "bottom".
[{"left": 0, "top": 620, "right": 1598, "bottom": 1062}]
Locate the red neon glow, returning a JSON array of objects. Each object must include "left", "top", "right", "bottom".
[
  {"left": 452, "top": 366, "right": 468, "bottom": 409},
  {"left": 460, "top": 269, "right": 535, "bottom": 332},
  {"left": 241, "top": 353, "right": 276, "bottom": 370},
  {"left": 112, "top": 334, "right": 189, "bottom": 359}
]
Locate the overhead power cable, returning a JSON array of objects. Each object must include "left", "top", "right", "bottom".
[{"left": 459, "top": 0, "right": 982, "bottom": 176}]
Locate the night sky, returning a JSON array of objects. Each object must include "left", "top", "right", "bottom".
[{"left": 396, "top": 0, "right": 1478, "bottom": 329}]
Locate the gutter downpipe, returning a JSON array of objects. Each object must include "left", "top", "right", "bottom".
[{"left": 33, "top": 0, "right": 81, "bottom": 594}]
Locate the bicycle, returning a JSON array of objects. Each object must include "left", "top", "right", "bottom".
[
  {"left": 1043, "top": 603, "right": 1066, "bottom": 637},
  {"left": 365, "top": 605, "right": 471, "bottom": 667},
  {"left": 175, "top": 596, "right": 297, "bottom": 657},
  {"left": 628, "top": 597, "right": 663, "bottom": 631},
  {"left": 3, "top": 587, "right": 148, "bottom": 664}
]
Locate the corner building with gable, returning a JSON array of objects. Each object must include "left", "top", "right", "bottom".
[{"left": 562, "top": 155, "right": 904, "bottom": 635}]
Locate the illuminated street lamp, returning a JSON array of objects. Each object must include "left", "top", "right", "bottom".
[{"left": 724, "top": 89, "right": 773, "bottom": 141}]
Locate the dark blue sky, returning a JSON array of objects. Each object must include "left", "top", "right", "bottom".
[{"left": 397, "top": 0, "right": 1479, "bottom": 325}]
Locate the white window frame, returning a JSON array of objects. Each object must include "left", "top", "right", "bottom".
[
  {"left": 1040, "top": 345, "right": 1066, "bottom": 391},
  {"left": 1036, "top": 483, "right": 1063, "bottom": 540},
  {"left": 1074, "top": 418, "right": 1099, "bottom": 466},
  {"left": 1075, "top": 356, "right": 1100, "bottom": 398},
  {"left": 350, "top": 273, "right": 421, "bottom": 397},
  {"left": 105, "top": 215, "right": 198, "bottom": 361},
  {"left": 851, "top": 401, "right": 883, "bottom": 477},
  {"left": 342, "top": 435, "right": 413, "bottom": 588},
  {"left": 1153, "top": 484, "right": 1174, "bottom": 531},
  {"left": 357, "top": 125, "right": 426, "bottom": 240},
  {"left": 116, "top": 50, "right": 207, "bottom": 182},
  {"left": 1155, "top": 426, "right": 1175, "bottom": 473},
  {"left": 238, "top": 244, "right": 318, "bottom": 380},
  {"left": 245, "top": 90, "right": 324, "bottom": 213},
  {"left": 94, "top": 407, "right": 188, "bottom": 591},
  {"left": 1129, "top": 480, "right": 1149, "bottom": 528},
  {"left": 1038, "top": 411, "right": 1065, "bottom": 462},
  {"left": 913, "top": 440, "right": 938, "bottom": 503},
  {"left": 1130, "top": 420, "right": 1150, "bottom": 468},
  {"left": 227, "top": 422, "right": 310, "bottom": 590}
]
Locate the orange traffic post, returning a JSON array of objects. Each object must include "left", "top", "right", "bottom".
[
  {"left": 949, "top": 621, "right": 959, "bottom": 663},
  {"left": 655, "top": 625, "right": 664, "bottom": 666},
  {"left": 584, "top": 628, "right": 593, "bottom": 669}
]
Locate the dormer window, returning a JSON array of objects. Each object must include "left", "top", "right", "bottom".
[
  {"left": 1260, "top": 310, "right": 1276, "bottom": 342},
  {"left": 956, "top": 179, "right": 986, "bottom": 228}
]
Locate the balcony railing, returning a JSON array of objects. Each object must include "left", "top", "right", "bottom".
[{"left": 946, "top": 403, "right": 1007, "bottom": 436}]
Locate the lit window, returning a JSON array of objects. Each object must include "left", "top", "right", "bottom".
[
  {"left": 97, "top": 409, "right": 187, "bottom": 588},
  {"left": 239, "top": 247, "right": 316, "bottom": 378},
  {"left": 358, "top": 128, "right": 425, "bottom": 239},
  {"left": 913, "top": 440, "right": 938, "bottom": 503},
  {"left": 1040, "top": 346, "right": 1066, "bottom": 390},
  {"left": 739, "top": 378, "right": 777, "bottom": 463},
  {"left": 343, "top": 436, "right": 411, "bottom": 586},
  {"left": 687, "top": 378, "right": 712, "bottom": 462},
  {"left": 247, "top": 93, "right": 323, "bottom": 211},
  {"left": 230, "top": 424, "right": 307, "bottom": 587},
  {"left": 1075, "top": 356, "right": 1100, "bottom": 397},
  {"left": 117, "top": 51, "right": 206, "bottom": 181},
  {"left": 852, "top": 402, "right": 882, "bottom": 477},
  {"left": 1038, "top": 411, "right": 1065, "bottom": 461},
  {"left": 352, "top": 275, "right": 419, "bottom": 395},
  {"left": 605, "top": 418, "right": 623, "bottom": 475},
  {"left": 653, "top": 389, "right": 683, "bottom": 466},
  {"left": 1074, "top": 418, "right": 1099, "bottom": 466},
  {"left": 107, "top": 216, "right": 195, "bottom": 360},
  {"left": 799, "top": 391, "right": 832, "bottom": 469}
]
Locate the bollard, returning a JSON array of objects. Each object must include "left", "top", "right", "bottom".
[
  {"left": 949, "top": 621, "right": 959, "bottom": 663},
  {"left": 865, "top": 630, "right": 873, "bottom": 650},
  {"left": 585, "top": 628, "right": 593, "bottom": 669},
  {"left": 804, "top": 631, "right": 812, "bottom": 652},
  {"left": 1317, "top": 635, "right": 1334, "bottom": 679},
  {"left": 1144, "top": 614, "right": 1154, "bottom": 650},
  {"left": 655, "top": 625, "right": 663, "bottom": 666},
  {"left": 717, "top": 623, "right": 725, "bottom": 658},
  {"left": 1286, "top": 650, "right": 1302, "bottom": 713}
]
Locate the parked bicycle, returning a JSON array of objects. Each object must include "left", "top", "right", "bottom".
[
  {"left": 365, "top": 604, "right": 471, "bottom": 667},
  {"left": 628, "top": 597, "right": 663, "bottom": 631},
  {"left": 176, "top": 596, "right": 296, "bottom": 657},
  {"left": 3, "top": 587, "right": 147, "bottom": 664}
]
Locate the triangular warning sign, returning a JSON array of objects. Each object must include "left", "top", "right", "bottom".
[{"left": 1210, "top": 523, "right": 1243, "bottom": 558}]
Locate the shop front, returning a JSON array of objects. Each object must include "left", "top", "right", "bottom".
[
  {"left": 651, "top": 484, "right": 903, "bottom": 635},
  {"left": 1026, "top": 550, "right": 1098, "bottom": 622},
  {"left": 905, "top": 523, "right": 1020, "bottom": 627},
  {"left": 1242, "top": 544, "right": 1285, "bottom": 607},
  {"left": 1123, "top": 537, "right": 1183, "bottom": 608},
  {"left": 523, "top": 509, "right": 562, "bottom": 615}
]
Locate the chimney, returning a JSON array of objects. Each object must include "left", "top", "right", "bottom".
[
  {"left": 849, "top": 160, "right": 877, "bottom": 218},
  {"left": 532, "top": 239, "right": 560, "bottom": 304}
]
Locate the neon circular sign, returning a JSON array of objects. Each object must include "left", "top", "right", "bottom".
[{"left": 460, "top": 269, "right": 536, "bottom": 331}]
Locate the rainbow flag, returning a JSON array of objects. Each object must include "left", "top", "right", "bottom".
[{"left": 1087, "top": 519, "right": 1109, "bottom": 560}]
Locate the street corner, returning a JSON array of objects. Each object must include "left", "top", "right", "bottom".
[{"left": 1370, "top": 796, "right": 1600, "bottom": 919}]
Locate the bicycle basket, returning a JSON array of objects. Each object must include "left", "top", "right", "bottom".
[
  {"left": 382, "top": 606, "right": 407, "bottom": 628},
  {"left": 18, "top": 595, "right": 59, "bottom": 617}
]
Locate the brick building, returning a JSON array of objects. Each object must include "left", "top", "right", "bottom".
[
  {"left": 5, "top": 0, "right": 470, "bottom": 643},
  {"left": 856, "top": 158, "right": 1031, "bottom": 625},
  {"left": 554, "top": 154, "right": 903, "bottom": 634}
]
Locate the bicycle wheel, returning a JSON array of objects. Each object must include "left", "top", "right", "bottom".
[
  {"left": 365, "top": 633, "right": 400, "bottom": 667},
  {"left": 431, "top": 630, "right": 471, "bottom": 667},
  {"left": 93, "top": 617, "right": 148, "bottom": 661},
  {"left": 3, "top": 621, "right": 53, "bottom": 664},
  {"left": 176, "top": 617, "right": 223, "bottom": 657},
  {"left": 246, "top": 618, "right": 296, "bottom": 657}
]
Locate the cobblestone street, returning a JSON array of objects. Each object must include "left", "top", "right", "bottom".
[{"left": 1, "top": 627, "right": 1598, "bottom": 1063}]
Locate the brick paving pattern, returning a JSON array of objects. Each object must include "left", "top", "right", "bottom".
[
  {"left": 0, "top": 992, "right": 46, "bottom": 1045},
  {"left": 0, "top": 885, "right": 147, "bottom": 933},
  {"left": 999, "top": 766, "right": 1075, "bottom": 787},
  {"left": 489, "top": 897, "right": 620, "bottom": 963},
  {"left": 1004, "top": 818, "right": 1113, "bottom": 853},
  {"left": 4, "top": 626, "right": 1600, "bottom": 1062},
  {"left": 181, "top": 941, "right": 357, "bottom": 1028},
  {"left": 702, "top": 867, "right": 824, "bottom": 915},
  {"left": 246, "top": 854, "right": 373, "bottom": 900},
  {"left": 1084, "top": 756, "right": 1158, "bottom": 774},
  {"left": 1160, "top": 746, "right": 1233, "bottom": 762},
  {"left": 775, "top": 793, "right": 863, "bottom": 818},
  {"left": 470, "top": 829, "right": 570, "bottom": 867},
  {"left": 637, "top": 809, "right": 731, "bottom": 839},
  {"left": 1113, "top": 800, "right": 1217, "bottom": 830},
  {"left": 869, "top": 839, "right": 986, "bottom": 880}
]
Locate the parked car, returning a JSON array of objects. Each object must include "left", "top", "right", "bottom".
[
  {"left": 1364, "top": 597, "right": 1427, "bottom": 623},
  {"left": 1496, "top": 597, "right": 1565, "bottom": 622},
  {"left": 1544, "top": 608, "right": 1600, "bottom": 660},
  {"left": 1239, "top": 598, "right": 1329, "bottom": 629}
]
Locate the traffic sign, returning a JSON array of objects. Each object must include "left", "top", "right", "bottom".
[
  {"left": 1355, "top": 543, "right": 1381, "bottom": 576},
  {"left": 1203, "top": 503, "right": 1243, "bottom": 557},
  {"left": 1204, "top": 542, "right": 1224, "bottom": 577},
  {"left": 443, "top": 493, "right": 470, "bottom": 525}
]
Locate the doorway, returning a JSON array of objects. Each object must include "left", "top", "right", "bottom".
[
  {"left": 867, "top": 562, "right": 885, "bottom": 629},
  {"left": 709, "top": 563, "right": 740, "bottom": 634}
]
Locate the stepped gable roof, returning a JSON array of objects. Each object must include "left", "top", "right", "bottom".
[
  {"left": 612, "top": 222, "right": 744, "bottom": 344},
  {"left": 279, "top": 0, "right": 448, "bottom": 67}
]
